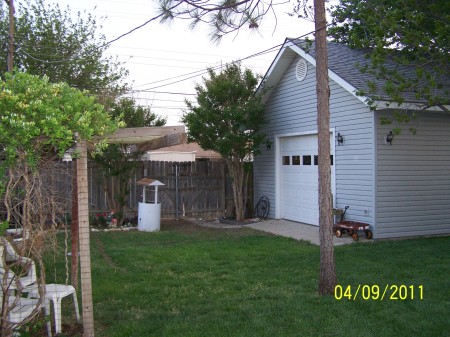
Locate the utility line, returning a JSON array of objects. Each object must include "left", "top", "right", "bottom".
[
  {"left": 6, "top": 1, "right": 315, "bottom": 89},
  {"left": 130, "top": 90, "right": 196, "bottom": 95},
  {"left": 12, "top": 2, "right": 183, "bottom": 65},
  {"left": 135, "top": 29, "right": 320, "bottom": 91},
  {"left": 9, "top": 0, "right": 383, "bottom": 96},
  {"left": 133, "top": 41, "right": 284, "bottom": 90},
  {"left": 132, "top": 0, "right": 399, "bottom": 94},
  {"left": 15, "top": 38, "right": 244, "bottom": 60}
]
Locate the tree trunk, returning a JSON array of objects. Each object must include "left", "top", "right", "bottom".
[
  {"left": 77, "top": 140, "right": 95, "bottom": 337},
  {"left": 243, "top": 168, "right": 249, "bottom": 219},
  {"left": 104, "top": 175, "right": 116, "bottom": 212},
  {"left": 225, "top": 158, "right": 246, "bottom": 221},
  {"left": 7, "top": 0, "right": 14, "bottom": 73},
  {"left": 314, "top": 0, "right": 337, "bottom": 295}
]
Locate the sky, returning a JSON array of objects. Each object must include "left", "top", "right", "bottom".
[{"left": 50, "top": 0, "right": 316, "bottom": 125}]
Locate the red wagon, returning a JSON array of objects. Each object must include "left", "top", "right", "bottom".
[
  {"left": 332, "top": 206, "right": 373, "bottom": 241},
  {"left": 333, "top": 220, "right": 372, "bottom": 241}
]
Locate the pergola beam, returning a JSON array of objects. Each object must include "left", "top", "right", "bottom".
[
  {"left": 137, "top": 132, "right": 187, "bottom": 152},
  {"left": 106, "top": 126, "right": 185, "bottom": 144}
]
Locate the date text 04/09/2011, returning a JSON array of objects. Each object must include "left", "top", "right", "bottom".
[{"left": 334, "top": 285, "right": 424, "bottom": 301}]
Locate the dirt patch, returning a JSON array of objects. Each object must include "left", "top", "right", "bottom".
[
  {"left": 159, "top": 218, "right": 271, "bottom": 239},
  {"left": 60, "top": 323, "right": 83, "bottom": 337},
  {"left": 95, "top": 236, "right": 116, "bottom": 266},
  {"left": 23, "top": 319, "right": 82, "bottom": 337},
  {"left": 160, "top": 218, "right": 207, "bottom": 232}
]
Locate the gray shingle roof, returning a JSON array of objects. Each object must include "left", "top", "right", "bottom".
[{"left": 289, "top": 38, "right": 449, "bottom": 105}]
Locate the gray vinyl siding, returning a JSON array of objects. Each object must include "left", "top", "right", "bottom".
[
  {"left": 329, "top": 79, "right": 374, "bottom": 223},
  {"left": 253, "top": 146, "right": 276, "bottom": 215},
  {"left": 254, "top": 57, "right": 317, "bottom": 217},
  {"left": 375, "top": 111, "right": 450, "bottom": 238},
  {"left": 254, "top": 55, "right": 375, "bottom": 223}
]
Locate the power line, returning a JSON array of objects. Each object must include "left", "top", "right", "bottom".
[
  {"left": 15, "top": 37, "right": 250, "bottom": 61},
  {"left": 130, "top": 90, "right": 196, "bottom": 95},
  {"left": 106, "top": 45, "right": 247, "bottom": 59},
  {"left": 133, "top": 42, "right": 283, "bottom": 91},
  {"left": 8, "top": 0, "right": 306, "bottom": 76},
  {"left": 9, "top": 0, "right": 370, "bottom": 102},
  {"left": 131, "top": 67, "right": 214, "bottom": 89},
  {"left": 11, "top": 2, "right": 182, "bottom": 65},
  {"left": 135, "top": 30, "right": 315, "bottom": 92},
  {"left": 106, "top": 53, "right": 225, "bottom": 64},
  {"left": 102, "top": 3, "right": 182, "bottom": 47},
  {"left": 120, "top": 61, "right": 212, "bottom": 70},
  {"left": 143, "top": 98, "right": 185, "bottom": 102},
  {"left": 146, "top": 106, "right": 185, "bottom": 109},
  {"left": 9, "top": 1, "right": 308, "bottom": 90}
]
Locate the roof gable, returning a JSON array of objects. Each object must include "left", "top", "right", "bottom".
[
  {"left": 257, "top": 38, "right": 368, "bottom": 105},
  {"left": 258, "top": 38, "right": 450, "bottom": 111}
]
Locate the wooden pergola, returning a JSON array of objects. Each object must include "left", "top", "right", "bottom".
[
  {"left": 105, "top": 126, "right": 187, "bottom": 151},
  {"left": 77, "top": 126, "right": 186, "bottom": 337}
]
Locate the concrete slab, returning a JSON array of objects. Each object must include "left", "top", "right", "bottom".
[
  {"left": 193, "top": 218, "right": 371, "bottom": 246},
  {"left": 246, "top": 219, "right": 368, "bottom": 246}
]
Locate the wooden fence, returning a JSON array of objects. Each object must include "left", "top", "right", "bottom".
[{"left": 42, "top": 160, "right": 253, "bottom": 220}]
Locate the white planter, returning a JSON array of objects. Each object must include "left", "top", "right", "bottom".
[{"left": 138, "top": 202, "right": 161, "bottom": 232}]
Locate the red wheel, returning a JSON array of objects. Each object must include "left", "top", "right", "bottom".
[
  {"left": 365, "top": 230, "right": 373, "bottom": 239},
  {"left": 335, "top": 229, "right": 342, "bottom": 238},
  {"left": 352, "top": 232, "right": 359, "bottom": 241}
]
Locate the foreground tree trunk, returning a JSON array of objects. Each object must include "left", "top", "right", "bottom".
[{"left": 314, "top": 0, "right": 337, "bottom": 295}]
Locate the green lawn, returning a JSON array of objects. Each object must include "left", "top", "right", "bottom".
[{"left": 47, "top": 221, "right": 449, "bottom": 337}]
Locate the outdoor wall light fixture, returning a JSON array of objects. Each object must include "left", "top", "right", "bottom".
[
  {"left": 336, "top": 132, "right": 344, "bottom": 146},
  {"left": 386, "top": 131, "right": 394, "bottom": 145},
  {"left": 265, "top": 139, "right": 273, "bottom": 151}
]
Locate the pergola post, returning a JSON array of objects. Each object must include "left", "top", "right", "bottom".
[{"left": 76, "top": 140, "right": 95, "bottom": 337}]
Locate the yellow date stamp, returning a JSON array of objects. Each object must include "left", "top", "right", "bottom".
[{"left": 335, "top": 284, "right": 424, "bottom": 301}]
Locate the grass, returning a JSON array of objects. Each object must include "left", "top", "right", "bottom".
[{"left": 46, "top": 220, "right": 449, "bottom": 337}]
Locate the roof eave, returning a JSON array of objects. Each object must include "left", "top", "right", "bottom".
[
  {"left": 288, "top": 42, "right": 371, "bottom": 106},
  {"left": 372, "top": 101, "right": 450, "bottom": 112},
  {"left": 256, "top": 39, "right": 299, "bottom": 102},
  {"left": 257, "top": 39, "right": 371, "bottom": 106}
]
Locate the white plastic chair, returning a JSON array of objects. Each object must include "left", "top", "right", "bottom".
[
  {"left": 0, "top": 274, "right": 50, "bottom": 336},
  {"left": 1, "top": 237, "right": 51, "bottom": 336},
  {"left": 28, "top": 284, "right": 80, "bottom": 335},
  {"left": 1, "top": 293, "right": 43, "bottom": 325},
  {"left": 0, "top": 238, "right": 37, "bottom": 288}
]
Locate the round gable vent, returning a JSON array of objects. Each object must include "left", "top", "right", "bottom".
[{"left": 296, "top": 58, "right": 308, "bottom": 82}]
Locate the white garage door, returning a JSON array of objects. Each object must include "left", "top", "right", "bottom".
[{"left": 280, "top": 134, "right": 334, "bottom": 225}]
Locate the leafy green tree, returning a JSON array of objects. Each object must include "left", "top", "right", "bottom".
[
  {"left": 0, "top": 72, "right": 119, "bottom": 171},
  {"left": 93, "top": 98, "right": 167, "bottom": 225},
  {"left": 0, "top": 0, "right": 128, "bottom": 98},
  {"left": 0, "top": 71, "right": 120, "bottom": 336},
  {"left": 328, "top": 0, "right": 450, "bottom": 108},
  {"left": 183, "top": 63, "right": 265, "bottom": 221},
  {"left": 109, "top": 97, "right": 167, "bottom": 127}
]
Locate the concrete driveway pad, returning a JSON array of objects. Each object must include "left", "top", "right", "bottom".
[{"left": 246, "top": 219, "right": 369, "bottom": 246}]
